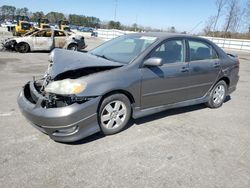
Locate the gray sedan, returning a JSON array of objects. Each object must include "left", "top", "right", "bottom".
[{"left": 17, "top": 33, "right": 239, "bottom": 142}]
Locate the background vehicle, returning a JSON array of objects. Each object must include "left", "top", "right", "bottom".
[
  {"left": 58, "top": 20, "right": 70, "bottom": 31},
  {"left": 13, "top": 16, "right": 33, "bottom": 36},
  {"left": 17, "top": 33, "right": 239, "bottom": 142},
  {"left": 37, "top": 18, "right": 50, "bottom": 29},
  {"left": 78, "top": 27, "right": 94, "bottom": 33},
  {"left": 4, "top": 29, "right": 86, "bottom": 53}
]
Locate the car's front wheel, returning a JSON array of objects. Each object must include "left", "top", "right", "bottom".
[
  {"left": 206, "top": 80, "right": 228, "bottom": 108},
  {"left": 16, "top": 43, "right": 30, "bottom": 53},
  {"left": 98, "top": 94, "right": 131, "bottom": 135},
  {"left": 67, "top": 43, "right": 78, "bottom": 51}
]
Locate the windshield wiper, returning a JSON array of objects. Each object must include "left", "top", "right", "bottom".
[
  {"left": 91, "top": 53, "right": 111, "bottom": 60},
  {"left": 91, "top": 53, "right": 117, "bottom": 62}
]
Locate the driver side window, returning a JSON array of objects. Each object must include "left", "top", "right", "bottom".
[
  {"left": 34, "top": 30, "right": 52, "bottom": 37},
  {"left": 150, "top": 40, "right": 184, "bottom": 64}
]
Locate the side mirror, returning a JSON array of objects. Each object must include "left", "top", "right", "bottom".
[{"left": 144, "top": 57, "right": 163, "bottom": 67}]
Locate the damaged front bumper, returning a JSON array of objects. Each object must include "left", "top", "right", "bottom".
[
  {"left": 17, "top": 81, "right": 101, "bottom": 142},
  {"left": 2, "top": 39, "right": 16, "bottom": 51}
]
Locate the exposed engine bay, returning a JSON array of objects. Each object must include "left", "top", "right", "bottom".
[{"left": 27, "top": 65, "right": 120, "bottom": 109}]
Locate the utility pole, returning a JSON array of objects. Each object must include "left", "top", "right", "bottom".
[{"left": 114, "top": 0, "right": 117, "bottom": 21}]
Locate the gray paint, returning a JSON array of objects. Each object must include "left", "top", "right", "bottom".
[
  {"left": 17, "top": 33, "right": 239, "bottom": 142},
  {"left": 49, "top": 48, "right": 123, "bottom": 79}
]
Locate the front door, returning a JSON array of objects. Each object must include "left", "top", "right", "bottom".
[
  {"left": 32, "top": 30, "right": 53, "bottom": 51},
  {"left": 54, "top": 30, "right": 67, "bottom": 48},
  {"left": 140, "top": 39, "right": 190, "bottom": 109}
]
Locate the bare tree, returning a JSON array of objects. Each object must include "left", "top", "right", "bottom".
[
  {"left": 246, "top": 0, "right": 250, "bottom": 32},
  {"left": 213, "top": 0, "right": 227, "bottom": 32},
  {"left": 204, "top": 16, "right": 216, "bottom": 34},
  {"left": 224, "top": 0, "right": 243, "bottom": 33}
]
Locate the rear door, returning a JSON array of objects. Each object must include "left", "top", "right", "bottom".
[{"left": 187, "top": 39, "right": 221, "bottom": 99}]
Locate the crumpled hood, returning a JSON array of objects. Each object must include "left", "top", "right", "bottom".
[{"left": 49, "top": 49, "right": 123, "bottom": 79}]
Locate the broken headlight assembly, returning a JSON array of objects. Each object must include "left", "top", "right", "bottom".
[
  {"left": 45, "top": 79, "right": 86, "bottom": 95},
  {"left": 42, "top": 94, "right": 95, "bottom": 108}
]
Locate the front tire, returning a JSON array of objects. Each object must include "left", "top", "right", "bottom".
[
  {"left": 67, "top": 43, "right": 78, "bottom": 51},
  {"left": 206, "top": 80, "right": 227, "bottom": 108},
  {"left": 16, "top": 43, "right": 30, "bottom": 53},
  {"left": 98, "top": 94, "right": 131, "bottom": 135}
]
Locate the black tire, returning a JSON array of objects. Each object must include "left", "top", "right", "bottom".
[
  {"left": 67, "top": 43, "right": 78, "bottom": 51},
  {"left": 16, "top": 43, "right": 30, "bottom": 53},
  {"left": 98, "top": 94, "right": 131, "bottom": 135},
  {"left": 206, "top": 80, "right": 228, "bottom": 108}
]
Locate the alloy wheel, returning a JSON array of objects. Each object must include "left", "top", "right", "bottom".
[
  {"left": 100, "top": 100, "right": 127, "bottom": 129},
  {"left": 213, "top": 84, "right": 225, "bottom": 105}
]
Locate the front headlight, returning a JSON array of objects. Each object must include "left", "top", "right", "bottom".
[{"left": 45, "top": 79, "right": 86, "bottom": 95}]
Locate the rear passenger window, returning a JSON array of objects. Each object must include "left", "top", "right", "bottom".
[
  {"left": 189, "top": 41, "right": 218, "bottom": 61},
  {"left": 151, "top": 40, "right": 184, "bottom": 64}
]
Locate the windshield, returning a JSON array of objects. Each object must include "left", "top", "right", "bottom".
[
  {"left": 21, "top": 23, "right": 31, "bottom": 30},
  {"left": 90, "top": 35, "right": 158, "bottom": 64}
]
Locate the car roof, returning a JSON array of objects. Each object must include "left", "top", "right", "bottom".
[{"left": 128, "top": 32, "right": 202, "bottom": 40}]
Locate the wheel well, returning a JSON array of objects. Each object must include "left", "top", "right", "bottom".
[
  {"left": 17, "top": 42, "right": 30, "bottom": 48},
  {"left": 101, "top": 90, "right": 135, "bottom": 105},
  {"left": 68, "top": 43, "right": 78, "bottom": 47},
  {"left": 218, "top": 77, "right": 230, "bottom": 87},
  {"left": 97, "top": 90, "right": 135, "bottom": 119}
]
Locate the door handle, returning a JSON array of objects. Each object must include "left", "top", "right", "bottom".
[
  {"left": 213, "top": 62, "right": 220, "bottom": 68},
  {"left": 180, "top": 67, "right": 189, "bottom": 72}
]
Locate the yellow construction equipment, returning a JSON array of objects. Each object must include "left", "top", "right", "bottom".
[
  {"left": 13, "top": 16, "right": 33, "bottom": 36},
  {"left": 58, "top": 20, "right": 70, "bottom": 31},
  {"left": 37, "top": 18, "right": 50, "bottom": 29}
]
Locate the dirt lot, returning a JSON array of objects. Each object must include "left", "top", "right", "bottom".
[{"left": 0, "top": 37, "right": 249, "bottom": 188}]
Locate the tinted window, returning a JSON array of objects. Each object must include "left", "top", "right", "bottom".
[
  {"left": 54, "top": 31, "right": 66, "bottom": 37},
  {"left": 21, "top": 23, "right": 31, "bottom": 30},
  {"left": 34, "top": 30, "right": 52, "bottom": 37},
  {"left": 189, "top": 40, "right": 218, "bottom": 61},
  {"left": 150, "top": 40, "right": 184, "bottom": 64}
]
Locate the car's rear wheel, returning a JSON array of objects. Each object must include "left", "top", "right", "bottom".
[
  {"left": 98, "top": 94, "right": 131, "bottom": 135},
  {"left": 67, "top": 43, "right": 78, "bottom": 51},
  {"left": 206, "top": 80, "right": 227, "bottom": 108},
  {"left": 16, "top": 43, "right": 30, "bottom": 53}
]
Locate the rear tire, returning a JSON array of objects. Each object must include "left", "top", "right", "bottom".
[
  {"left": 98, "top": 94, "right": 131, "bottom": 135},
  {"left": 206, "top": 80, "right": 227, "bottom": 108}
]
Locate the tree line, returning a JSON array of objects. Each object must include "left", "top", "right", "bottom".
[
  {"left": 0, "top": 5, "right": 101, "bottom": 27},
  {"left": 0, "top": 5, "right": 147, "bottom": 30}
]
